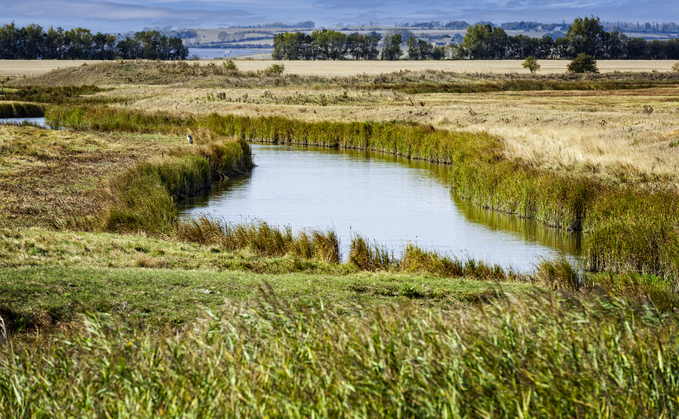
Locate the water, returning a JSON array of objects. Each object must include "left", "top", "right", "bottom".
[
  {"left": 179, "top": 144, "right": 582, "bottom": 272},
  {"left": 188, "top": 48, "right": 273, "bottom": 60},
  {"left": 0, "top": 117, "right": 48, "bottom": 127}
]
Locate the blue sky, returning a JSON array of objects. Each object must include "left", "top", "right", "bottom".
[{"left": 2, "top": 0, "right": 677, "bottom": 32}]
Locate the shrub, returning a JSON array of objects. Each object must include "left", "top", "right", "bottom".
[
  {"left": 672, "top": 62, "right": 679, "bottom": 73},
  {"left": 263, "top": 63, "right": 285, "bottom": 75},
  {"left": 222, "top": 59, "right": 237, "bottom": 71},
  {"left": 567, "top": 53, "right": 599, "bottom": 73},
  {"left": 522, "top": 56, "right": 541, "bottom": 73}
]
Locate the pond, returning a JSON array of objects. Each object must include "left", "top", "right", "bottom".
[{"left": 179, "top": 144, "right": 582, "bottom": 271}]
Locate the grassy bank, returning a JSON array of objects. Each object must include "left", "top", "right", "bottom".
[
  {"left": 102, "top": 136, "right": 253, "bottom": 235},
  {"left": 46, "top": 105, "right": 679, "bottom": 278},
  {"left": 1, "top": 289, "right": 677, "bottom": 418},
  {"left": 0, "top": 102, "right": 43, "bottom": 118}
]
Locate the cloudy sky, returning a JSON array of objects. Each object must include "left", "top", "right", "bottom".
[{"left": 2, "top": 0, "right": 677, "bottom": 32}]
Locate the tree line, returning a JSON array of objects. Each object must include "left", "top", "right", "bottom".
[
  {"left": 0, "top": 23, "right": 189, "bottom": 60},
  {"left": 273, "top": 17, "right": 679, "bottom": 61}
]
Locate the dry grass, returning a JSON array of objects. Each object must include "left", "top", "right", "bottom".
[
  {"left": 4, "top": 59, "right": 677, "bottom": 78},
  {"left": 112, "top": 83, "right": 679, "bottom": 189},
  {"left": 0, "top": 60, "right": 105, "bottom": 77},
  {"left": 0, "top": 125, "right": 190, "bottom": 229}
]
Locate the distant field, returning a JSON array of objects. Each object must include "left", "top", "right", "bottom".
[
  {"left": 0, "top": 60, "right": 105, "bottom": 77},
  {"left": 1, "top": 59, "right": 677, "bottom": 78}
]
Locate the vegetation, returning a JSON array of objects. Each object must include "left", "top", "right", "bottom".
[
  {"left": 521, "top": 56, "right": 540, "bottom": 73},
  {"left": 273, "top": 17, "right": 679, "bottom": 60},
  {"left": 42, "top": 105, "right": 679, "bottom": 278},
  {"left": 567, "top": 53, "right": 599, "bottom": 73},
  {"left": 0, "top": 23, "right": 188, "bottom": 60},
  {"left": 0, "top": 102, "right": 43, "bottom": 118},
  {"left": 3, "top": 58, "right": 679, "bottom": 415},
  {"left": 1, "top": 289, "right": 678, "bottom": 417},
  {"left": 263, "top": 63, "right": 285, "bottom": 75}
]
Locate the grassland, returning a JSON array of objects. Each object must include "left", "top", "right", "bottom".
[{"left": 2, "top": 60, "right": 679, "bottom": 416}]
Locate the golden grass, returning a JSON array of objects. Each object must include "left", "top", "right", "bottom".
[
  {"left": 220, "top": 59, "right": 679, "bottom": 76},
  {"left": 2, "top": 59, "right": 678, "bottom": 78},
  {"left": 0, "top": 60, "right": 105, "bottom": 77},
  {"left": 110, "top": 83, "right": 679, "bottom": 189},
  {"left": 0, "top": 125, "right": 191, "bottom": 229}
]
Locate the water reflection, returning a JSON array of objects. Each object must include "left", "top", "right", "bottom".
[
  {"left": 0, "top": 117, "right": 48, "bottom": 127},
  {"left": 179, "top": 144, "right": 581, "bottom": 271}
]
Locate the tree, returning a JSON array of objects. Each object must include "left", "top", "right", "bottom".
[
  {"left": 567, "top": 53, "right": 598, "bottom": 73},
  {"left": 522, "top": 56, "right": 540, "bottom": 73},
  {"left": 381, "top": 34, "right": 402, "bottom": 60},
  {"left": 565, "top": 16, "right": 606, "bottom": 57}
]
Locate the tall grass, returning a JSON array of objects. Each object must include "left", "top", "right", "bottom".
[
  {"left": 0, "top": 85, "right": 109, "bottom": 104},
  {"left": 46, "top": 105, "right": 679, "bottom": 278},
  {"left": 102, "top": 138, "right": 253, "bottom": 235},
  {"left": 1, "top": 291, "right": 677, "bottom": 417},
  {"left": 0, "top": 102, "right": 44, "bottom": 118},
  {"left": 178, "top": 216, "right": 340, "bottom": 262}
]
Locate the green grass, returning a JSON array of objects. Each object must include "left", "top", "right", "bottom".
[
  {"left": 1, "top": 289, "right": 677, "bottom": 417},
  {"left": 101, "top": 137, "right": 253, "bottom": 235},
  {"left": 45, "top": 105, "right": 679, "bottom": 278},
  {"left": 0, "top": 228, "right": 535, "bottom": 333},
  {"left": 0, "top": 85, "right": 112, "bottom": 105}
]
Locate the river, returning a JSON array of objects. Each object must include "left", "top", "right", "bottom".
[{"left": 179, "top": 144, "right": 581, "bottom": 271}]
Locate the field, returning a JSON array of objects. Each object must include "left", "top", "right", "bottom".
[
  {"left": 2, "top": 59, "right": 679, "bottom": 416},
  {"left": 2, "top": 59, "right": 678, "bottom": 78}
]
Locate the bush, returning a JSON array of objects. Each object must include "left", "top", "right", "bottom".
[
  {"left": 522, "top": 56, "right": 540, "bottom": 73},
  {"left": 263, "top": 63, "right": 285, "bottom": 75},
  {"left": 567, "top": 53, "right": 599, "bottom": 73},
  {"left": 223, "top": 59, "right": 237, "bottom": 71},
  {"left": 672, "top": 62, "right": 679, "bottom": 73}
]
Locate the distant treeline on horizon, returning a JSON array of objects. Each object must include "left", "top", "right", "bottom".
[
  {"left": 273, "top": 17, "right": 679, "bottom": 61},
  {"left": 0, "top": 23, "right": 188, "bottom": 60}
]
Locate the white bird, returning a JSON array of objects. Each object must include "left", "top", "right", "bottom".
[{"left": 187, "top": 134, "right": 193, "bottom": 145}]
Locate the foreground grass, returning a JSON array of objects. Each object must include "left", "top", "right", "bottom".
[
  {"left": 0, "top": 228, "right": 535, "bottom": 333},
  {"left": 2, "top": 290, "right": 677, "bottom": 417}
]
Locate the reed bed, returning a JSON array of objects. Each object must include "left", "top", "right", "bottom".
[
  {"left": 1, "top": 290, "right": 677, "bottom": 418},
  {"left": 0, "top": 102, "right": 43, "bottom": 118},
  {"left": 178, "top": 216, "right": 340, "bottom": 263},
  {"left": 46, "top": 105, "right": 679, "bottom": 278},
  {"left": 102, "top": 137, "right": 253, "bottom": 235}
]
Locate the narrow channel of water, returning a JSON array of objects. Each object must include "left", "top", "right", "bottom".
[
  {"left": 0, "top": 117, "right": 48, "bottom": 127},
  {"left": 179, "top": 144, "right": 582, "bottom": 271}
]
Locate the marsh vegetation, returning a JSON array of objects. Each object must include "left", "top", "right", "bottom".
[{"left": 2, "top": 59, "right": 679, "bottom": 416}]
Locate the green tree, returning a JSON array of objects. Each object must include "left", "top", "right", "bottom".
[
  {"left": 567, "top": 53, "right": 598, "bottom": 73},
  {"left": 565, "top": 16, "right": 605, "bottom": 57},
  {"left": 381, "top": 34, "right": 403, "bottom": 60},
  {"left": 522, "top": 56, "right": 540, "bottom": 73}
]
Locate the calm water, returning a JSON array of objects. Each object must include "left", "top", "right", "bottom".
[
  {"left": 179, "top": 144, "right": 581, "bottom": 271},
  {"left": 0, "top": 117, "right": 48, "bottom": 127}
]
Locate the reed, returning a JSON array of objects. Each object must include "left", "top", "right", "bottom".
[
  {"left": 102, "top": 138, "right": 253, "bottom": 235},
  {"left": 0, "top": 102, "right": 44, "bottom": 118},
  {"left": 45, "top": 105, "right": 679, "bottom": 278},
  {"left": 1, "top": 291, "right": 677, "bottom": 417},
  {"left": 177, "top": 216, "right": 340, "bottom": 263}
]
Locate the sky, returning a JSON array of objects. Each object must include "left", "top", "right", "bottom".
[{"left": 2, "top": 0, "right": 678, "bottom": 32}]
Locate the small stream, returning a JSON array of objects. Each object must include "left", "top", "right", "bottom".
[
  {"left": 179, "top": 144, "right": 582, "bottom": 271},
  {"left": 0, "top": 117, "right": 49, "bottom": 127}
]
